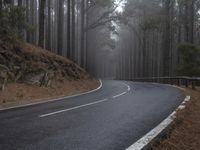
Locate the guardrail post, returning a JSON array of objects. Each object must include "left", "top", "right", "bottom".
[
  {"left": 192, "top": 81, "right": 196, "bottom": 90},
  {"left": 170, "top": 78, "right": 173, "bottom": 85},
  {"left": 185, "top": 79, "right": 189, "bottom": 88},
  {"left": 176, "top": 79, "right": 180, "bottom": 86}
]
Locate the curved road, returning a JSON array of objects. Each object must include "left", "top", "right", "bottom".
[{"left": 0, "top": 80, "right": 184, "bottom": 150}]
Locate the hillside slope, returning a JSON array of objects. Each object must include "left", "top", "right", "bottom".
[{"left": 0, "top": 41, "right": 99, "bottom": 108}]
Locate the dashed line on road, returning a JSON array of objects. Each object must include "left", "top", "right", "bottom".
[
  {"left": 40, "top": 98, "right": 108, "bottom": 118},
  {"left": 123, "top": 83, "right": 131, "bottom": 92},
  {"left": 39, "top": 82, "right": 131, "bottom": 118},
  {"left": 112, "top": 92, "right": 127, "bottom": 98}
]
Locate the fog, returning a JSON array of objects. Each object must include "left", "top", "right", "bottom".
[{"left": 8, "top": 0, "right": 200, "bottom": 79}]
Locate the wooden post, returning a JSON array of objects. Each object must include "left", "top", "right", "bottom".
[
  {"left": 171, "top": 79, "right": 173, "bottom": 85},
  {"left": 177, "top": 79, "right": 180, "bottom": 86},
  {"left": 192, "top": 81, "right": 196, "bottom": 90},
  {"left": 185, "top": 79, "right": 189, "bottom": 88}
]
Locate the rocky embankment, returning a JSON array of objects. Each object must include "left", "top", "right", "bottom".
[
  {"left": 0, "top": 41, "right": 99, "bottom": 108},
  {"left": 0, "top": 41, "right": 90, "bottom": 90}
]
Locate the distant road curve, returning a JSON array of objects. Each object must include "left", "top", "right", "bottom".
[{"left": 0, "top": 80, "right": 184, "bottom": 150}]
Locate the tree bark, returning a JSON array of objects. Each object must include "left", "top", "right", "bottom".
[
  {"left": 0, "top": 0, "right": 3, "bottom": 12},
  {"left": 163, "top": 0, "right": 171, "bottom": 76},
  {"left": 18, "top": 0, "right": 22, "bottom": 6},
  {"left": 188, "top": 0, "right": 195, "bottom": 43},
  {"left": 67, "top": 0, "right": 71, "bottom": 57},
  {"left": 38, "top": 0, "right": 46, "bottom": 48},
  {"left": 46, "top": 0, "right": 51, "bottom": 50},
  {"left": 26, "top": 0, "right": 31, "bottom": 42},
  {"left": 57, "top": 0, "right": 64, "bottom": 55},
  {"left": 184, "top": 0, "right": 195, "bottom": 43},
  {"left": 71, "top": 0, "right": 76, "bottom": 61},
  {"left": 85, "top": 0, "right": 89, "bottom": 70},
  {"left": 80, "top": 0, "right": 86, "bottom": 68}
]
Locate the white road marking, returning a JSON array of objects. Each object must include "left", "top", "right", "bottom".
[
  {"left": 112, "top": 92, "right": 127, "bottom": 98},
  {"left": 0, "top": 80, "right": 103, "bottom": 111},
  {"left": 126, "top": 85, "right": 131, "bottom": 91},
  {"left": 123, "top": 83, "right": 131, "bottom": 92},
  {"left": 40, "top": 99, "right": 108, "bottom": 118},
  {"left": 112, "top": 83, "right": 130, "bottom": 98},
  {"left": 40, "top": 82, "right": 131, "bottom": 117},
  {"left": 126, "top": 96, "right": 191, "bottom": 150}
]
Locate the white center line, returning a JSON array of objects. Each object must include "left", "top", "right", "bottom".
[
  {"left": 112, "top": 92, "right": 127, "bottom": 98},
  {"left": 39, "top": 99, "right": 108, "bottom": 118},
  {"left": 127, "top": 85, "right": 131, "bottom": 91},
  {"left": 123, "top": 83, "right": 131, "bottom": 92},
  {"left": 111, "top": 83, "right": 130, "bottom": 98},
  {"left": 39, "top": 82, "right": 131, "bottom": 118}
]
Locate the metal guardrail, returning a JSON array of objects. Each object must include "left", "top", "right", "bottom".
[{"left": 131, "top": 76, "right": 200, "bottom": 89}]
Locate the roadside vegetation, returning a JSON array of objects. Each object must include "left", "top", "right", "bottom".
[
  {"left": 153, "top": 87, "right": 200, "bottom": 150},
  {"left": 1, "top": 0, "right": 200, "bottom": 149},
  {"left": 0, "top": 1, "right": 99, "bottom": 108},
  {"left": 177, "top": 44, "right": 200, "bottom": 77}
]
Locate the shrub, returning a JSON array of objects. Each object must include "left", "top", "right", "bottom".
[
  {"left": 177, "top": 43, "right": 200, "bottom": 77},
  {"left": 0, "top": 4, "right": 31, "bottom": 43}
]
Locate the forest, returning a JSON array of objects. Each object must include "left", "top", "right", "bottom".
[
  {"left": 0, "top": 0, "right": 200, "bottom": 80},
  {"left": 1, "top": 1, "right": 200, "bottom": 150}
]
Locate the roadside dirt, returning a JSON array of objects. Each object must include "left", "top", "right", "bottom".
[
  {"left": 0, "top": 41, "right": 91, "bottom": 90},
  {"left": 153, "top": 87, "right": 200, "bottom": 150},
  {"left": 0, "top": 79, "right": 100, "bottom": 109},
  {"left": 0, "top": 40, "right": 100, "bottom": 109}
]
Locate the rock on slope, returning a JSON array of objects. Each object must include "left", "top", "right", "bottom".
[{"left": 0, "top": 41, "right": 90, "bottom": 90}]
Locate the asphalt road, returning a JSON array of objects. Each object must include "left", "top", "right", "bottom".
[{"left": 0, "top": 80, "right": 184, "bottom": 150}]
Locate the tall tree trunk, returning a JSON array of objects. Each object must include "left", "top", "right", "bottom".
[
  {"left": 17, "top": 0, "right": 23, "bottom": 39},
  {"left": 183, "top": 0, "right": 195, "bottom": 43},
  {"left": 57, "top": 0, "right": 64, "bottom": 55},
  {"left": 46, "top": 0, "right": 51, "bottom": 50},
  {"left": 184, "top": 0, "right": 189, "bottom": 42},
  {"left": 18, "top": 0, "right": 22, "bottom": 6},
  {"left": 30, "top": 0, "right": 36, "bottom": 43},
  {"left": 142, "top": 30, "right": 147, "bottom": 77},
  {"left": 3, "top": 0, "right": 13, "bottom": 5},
  {"left": 26, "top": 0, "right": 31, "bottom": 42},
  {"left": 71, "top": 0, "right": 75, "bottom": 61},
  {"left": 188, "top": 0, "right": 195, "bottom": 43},
  {"left": 163, "top": 0, "right": 171, "bottom": 76},
  {"left": 177, "top": 1, "right": 183, "bottom": 44},
  {"left": 80, "top": 0, "right": 85, "bottom": 68},
  {"left": 85, "top": 0, "right": 89, "bottom": 70},
  {"left": 67, "top": 0, "right": 71, "bottom": 57},
  {"left": 10, "top": 0, "right": 14, "bottom": 5},
  {"left": 0, "top": 0, "right": 3, "bottom": 12},
  {"left": 38, "top": 0, "right": 46, "bottom": 48}
]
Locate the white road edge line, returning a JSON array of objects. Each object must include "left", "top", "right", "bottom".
[
  {"left": 126, "top": 95, "right": 191, "bottom": 150},
  {"left": 39, "top": 98, "right": 108, "bottom": 118},
  {"left": 0, "top": 80, "right": 103, "bottom": 111}
]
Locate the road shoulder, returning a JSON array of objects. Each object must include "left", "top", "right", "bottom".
[
  {"left": 152, "top": 87, "right": 200, "bottom": 150},
  {"left": 0, "top": 79, "right": 101, "bottom": 110}
]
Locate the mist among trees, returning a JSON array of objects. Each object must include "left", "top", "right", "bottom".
[{"left": 1, "top": 0, "right": 200, "bottom": 79}]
